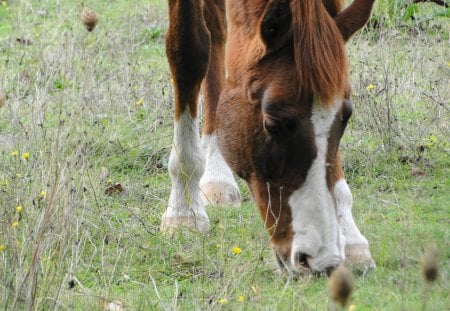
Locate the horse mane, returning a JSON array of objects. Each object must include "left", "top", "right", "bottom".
[{"left": 291, "top": 0, "right": 348, "bottom": 105}]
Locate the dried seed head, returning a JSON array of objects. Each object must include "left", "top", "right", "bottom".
[
  {"left": 328, "top": 265, "right": 354, "bottom": 307},
  {"left": 422, "top": 244, "right": 439, "bottom": 282},
  {"left": 81, "top": 7, "right": 98, "bottom": 32},
  {"left": 0, "top": 89, "right": 5, "bottom": 108}
]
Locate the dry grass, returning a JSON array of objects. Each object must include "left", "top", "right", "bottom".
[{"left": 0, "top": 0, "right": 449, "bottom": 310}]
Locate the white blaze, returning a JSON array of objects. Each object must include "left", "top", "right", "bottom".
[{"left": 288, "top": 99, "right": 345, "bottom": 272}]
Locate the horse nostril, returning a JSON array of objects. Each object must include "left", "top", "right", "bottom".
[
  {"left": 295, "top": 252, "right": 312, "bottom": 271},
  {"left": 325, "top": 265, "right": 337, "bottom": 277}
]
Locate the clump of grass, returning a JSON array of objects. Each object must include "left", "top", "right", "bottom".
[{"left": 0, "top": 0, "right": 448, "bottom": 309}]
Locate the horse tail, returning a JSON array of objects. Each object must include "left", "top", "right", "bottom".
[{"left": 291, "top": 0, "right": 348, "bottom": 105}]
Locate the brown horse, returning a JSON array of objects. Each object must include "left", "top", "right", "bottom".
[{"left": 162, "top": 0, "right": 376, "bottom": 275}]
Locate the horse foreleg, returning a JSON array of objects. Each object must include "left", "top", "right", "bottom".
[
  {"left": 333, "top": 154, "right": 376, "bottom": 271},
  {"left": 199, "top": 0, "right": 241, "bottom": 206},
  {"left": 161, "top": 0, "right": 211, "bottom": 233}
]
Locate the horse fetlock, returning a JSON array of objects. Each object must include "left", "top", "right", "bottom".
[
  {"left": 160, "top": 212, "right": 209, "bottom": 234},
  {"left": 200, "top": 134, "right": 241, "bottom": 206},
  {"left": 345, "top": 243, "right": 376, "bottom": 273},
  {"left": 200, "top": 181, "right": 240, "bottom": 206}
]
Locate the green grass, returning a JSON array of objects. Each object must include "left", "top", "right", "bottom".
[{"left": 0, "top": 0, "right": 449, "bottom": 310}]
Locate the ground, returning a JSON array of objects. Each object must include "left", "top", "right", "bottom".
[{"left": 0, "top": 0, "right": 449, "bottom": 310}]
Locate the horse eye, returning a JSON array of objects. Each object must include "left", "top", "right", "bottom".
[{"left": 342, "top": 99, "right": 353, "bottom": 124}]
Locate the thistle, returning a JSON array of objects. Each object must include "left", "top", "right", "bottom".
[
  {"left": 328, "top": 265, "right": 355, "bottom": 308},
  {"left": 81, "top": 7, "right": 98, "bottom": 32},
  {"left": 422, "top": 244, "right": 439, "bottom": 282}
]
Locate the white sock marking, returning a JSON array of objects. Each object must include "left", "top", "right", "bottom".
[
  {"left": 161, "top": 107, "right": 209, "bottom": 232},
  {"left": 200, "top": 134, "right": 240, "bottom": 205}
]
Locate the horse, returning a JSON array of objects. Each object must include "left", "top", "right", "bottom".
[{"left": 161, "top": 0, "right": 376, "bottom": 275}]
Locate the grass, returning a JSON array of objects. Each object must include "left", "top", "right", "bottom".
[{"left": 0, "top": 0, "right": 449, "bottom": 310}]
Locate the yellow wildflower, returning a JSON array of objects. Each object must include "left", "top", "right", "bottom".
[
  {"left": 218, "top": 298, "right": 228, "bottom": 304},
  {"left": 16, "top": 205, "right": 23, "bottom": 213},
  {"left": 366, "top": 84, "right": 376, "bottom": 91},
  {"left": 231, "top": 246, "right": 242, "bottom": 255},
  {"left": 1, "top": 180, "right": 8, "bottom": 186},
  {"left": 136, "top": 98, "right": 144, "bottom": 106},
  {"left": 22, "top": 152, "right": 30, "bottom": 160},
  {"left": 12, "top": 221, "right": 19, "bottom": 228},
  {"left": 40, "top": 191, "right": 46, "bottom": 198},
  {"left": 349, "top": 304, "right": 357, "bottom": 311},
  {"left": 11, "top": 150, "right": 19, "bottom": 156},
  {"left": 237, "top": 295, "right": 245, "bottom": 302},
  {"left": 0, "top": 244, "right": 5, "bottom": 252}
]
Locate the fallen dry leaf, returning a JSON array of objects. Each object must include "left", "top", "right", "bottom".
[
  {"left": 410, "top": 167, "right": 425, "bottom": 177},
  {"left": 105, "top": 183, "right": 127, "bottom": 196},
  {"left": 16, "top": 38, "right": 33, "bottom": 45}
]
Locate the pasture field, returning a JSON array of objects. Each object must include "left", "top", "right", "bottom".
[{"left": 0, "top": 0, "right": 449, "bottom": 310}]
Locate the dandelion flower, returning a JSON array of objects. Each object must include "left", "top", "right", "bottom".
[
  {"left": 16, "top": 205, "right": 23, "bottom": 213},
  {"left": 22, "top": 152, "right": 30, "bottom": 160},
  {"left": 366, "top": 84, "right": 376, "bottom": 91},
  {"left": 12, "top": 221, "right": 19, "bottom": 228},
  {"left": 81, "top": 7, "right": 98, "bottom": 32},
  {"left": 1, "top": 180, "right": 8, "bottom": 186},
  {"left": 237, "top": 295, "right": 245, "bottom": 302},
  {"left": 136, "top": 98, "right": 144, "bottom": 106},
  {"left": 218, "top": 298, "right": 228, "bottom": 304},
  {"left": 231, "top": 246, "right": 242, "bottom": 255},
  {"left": 0, "top": 244, "right": 5, "bottom": 251},
  {"left": 11, "top": 150, "right": 19, "bottom": 156},
  {"left": 349, "top": 304, "right": 357, "bottom": 311},
  {"left": 40, "top": 191, "right": 46, "bottom": 198}
]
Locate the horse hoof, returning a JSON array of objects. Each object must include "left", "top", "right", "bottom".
[
  {"left": 160, "top": 214, "right": 209, "bottom": 234},
  {"left": 345, "top": 243, "right": 376, "bottom": 275},
  {"left": 200, "top": 181, "right": 241, "bottom": 206}
]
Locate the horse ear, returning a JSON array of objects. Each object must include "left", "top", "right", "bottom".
[
  {"left": 259, "top": 0, "right": 292, "bottom": 54},
  {"left": 334, "top": 0, "right": 375, "bottom": 42}
]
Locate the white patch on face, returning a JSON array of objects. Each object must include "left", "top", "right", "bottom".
[
  {"left": 288, "top": 99, "right": 345, "bottom": 272},
  {"left": 200, "top": 134, "right": 241, "bottom": 205},
  {"left": 161, "top": 106, "right": 209, "bottom": 233},
  {"left": 334, "top": 179, "right": 374, "bottom": 266}
]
